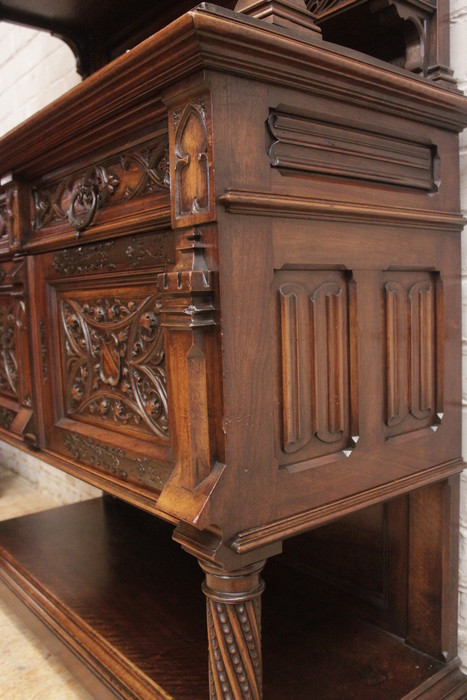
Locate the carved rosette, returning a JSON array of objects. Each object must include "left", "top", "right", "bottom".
[
  {"left": 60, "top": 293, "right": 169, "bottom": 441},
  {"left": 168, "top": 94, "right": 215, "bottom": 228},
  {"left": 200, "top": 561, "right": 265, "bottom": 700}
]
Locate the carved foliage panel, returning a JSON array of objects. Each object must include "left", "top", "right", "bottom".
[
  {"left": 275, "top": 270, "right": 357, "bottom": 469},
  {"left": 58, "top": 286, "right": 169, "bottom": 442},
  {"left": 0, "top": 296, "right": 18, "bottom": 400},
  {"left": 384, "top": 271, "right": 442, "bottom": 438}
]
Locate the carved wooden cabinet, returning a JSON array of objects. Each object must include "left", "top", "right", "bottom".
[{"left": 0, "top": 0, "right": 467, "bottom": 697}]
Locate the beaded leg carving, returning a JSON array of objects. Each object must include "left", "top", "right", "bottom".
[{"left": 200, "top": 560, "right": 265, "bottom": 700}]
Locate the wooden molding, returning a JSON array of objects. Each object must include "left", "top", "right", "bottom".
[
  {"left": 231, "top": 458, "right": 465, "bottom": 553},
  {"left": 219, "top": 189, "right": 466, "bottom": 230}
]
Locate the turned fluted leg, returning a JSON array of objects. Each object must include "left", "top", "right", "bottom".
[{"left": 199, "top": 560, "right": 266, "bottom": 700}]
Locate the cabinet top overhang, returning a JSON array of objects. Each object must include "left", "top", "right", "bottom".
[{"left": 1, "top": 2, "right": 467, "bottom": 181}]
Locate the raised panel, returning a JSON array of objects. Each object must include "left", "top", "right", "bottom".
[
  {"left": 384, "top": 271, "right": 442, "bottom": 439},
  {"left": 268, "top": 110, "right": 437, "bottom": 191},
  {"left": 275, "top": 270, "right": 357, "bottom": 470}
]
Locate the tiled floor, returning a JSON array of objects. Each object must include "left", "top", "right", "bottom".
[{"left": 0, "top": 466, "right": 92, "bottom": 699}]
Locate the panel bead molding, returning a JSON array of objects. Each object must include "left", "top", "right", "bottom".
[
  {"left": 167, "top": 94, "right": 215, "bottom": 229},
  {"left": 276, "top": 270, "right": 358, "bottom": 470},
  {"left": 200, "top": 560, "right": 265, "bottom": 700},
  {"left": 384, "top": 271, "right": 443, "bottom": 440},
  {"left": 33, "top": 138, "right": 170, "bottom": 235}
]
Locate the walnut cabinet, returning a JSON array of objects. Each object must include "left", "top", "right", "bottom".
[{"left": 1, "top": 1, "right": 467, "bottom": 697}]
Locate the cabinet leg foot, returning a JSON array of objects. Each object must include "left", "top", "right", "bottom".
[{"left": 199, "top": 560, "right": 266, "bottom": 700}]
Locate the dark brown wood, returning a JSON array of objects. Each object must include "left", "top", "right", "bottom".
[
  {"left": 0, "top": 1, "right": 466, "bottom": 697},
  {"left": 2, "top": 498, "right": 467, "bottom": 700}
]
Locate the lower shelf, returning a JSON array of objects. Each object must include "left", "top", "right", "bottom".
[{"left": 0, "top": 497, "right": 466, "bottom": 699}]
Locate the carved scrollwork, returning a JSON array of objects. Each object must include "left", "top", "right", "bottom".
[
  {"left": 0, "top": 303, "right": 18, "bottom": 398},
  {"left": 61, "top": 292, "right": 169, "bottom": 441},
  {"left": 63, "top": 433, "right": 171, "bottom": 487},
  {"left": 121, "top": 142, "right": 170, "bottom": 197},
  {"left": 68, "top": 165, "right": 120, "bottom": 234},
  {"left": 53, "top": 241, "right": 117, "bottom": 275},
  {"left": 33, "top": 137, "right": 170, "bottom": 234}
]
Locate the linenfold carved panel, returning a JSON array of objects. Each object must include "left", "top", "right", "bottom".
[
  {"left": 267, "top": 110, "right": 437, "bottom": 191},
  {"left": 384, "top": 271, "right": 442, "bottom": 438},
  {"left": 59, "top": 290, "right": 169, "bottom": 442},
  {"left": 275, "top": 270, "right": 357, "bottom": 470}
]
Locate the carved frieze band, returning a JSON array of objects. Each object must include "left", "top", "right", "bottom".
[
  {"left": 63, "top": 433, "right": 171, "bottom": 489},
  {"left": 52, "top": 232, "right": 172, "bottom": 276},
  {"left": 33, "top": 139, "right": 170, "bottom": 235},
  {"left": 384, "top": 273, "right": 442, "bottom": 437},
  {"left": 60, "top": 292, "right": 169, "bottom": 441},
  {"left": 168, "top": 94, "right": 215, "bottom": 228},
  {"left": 277, "top": 272, "right": 357, "bottom": 465},
  {"left": 268, "top": 110, "right": 437, "bottom": 191}
]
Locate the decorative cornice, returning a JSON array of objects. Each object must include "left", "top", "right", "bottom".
[
  {"left": 219, "top": 189, "right": 466, "bottom": 231},
  {"left": 0, "top": 5, "right": 466, "bottom": 183}
]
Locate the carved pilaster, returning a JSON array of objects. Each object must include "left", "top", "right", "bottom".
[
  {"left": 200, "top": 560, "right": 265, "bottom": 700},
  {"left": 235, "top": 0, "right": 321, "bottom": 36},
  {"left": 157, "top": 227, "right": 220, "bottom": 492}
]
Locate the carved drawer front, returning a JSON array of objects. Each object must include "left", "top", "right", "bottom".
[
  {"left": 274, "top": 269, "right": 358, "bottom": 471},
  {"left": 28, "top": 129, "right": 170, "bottom": 249},
  {"left": 35, "top": 232, "right": 175, "bottom": 494}
]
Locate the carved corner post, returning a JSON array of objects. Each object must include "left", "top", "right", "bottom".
[
  {"left": 157, "top": 227, "right": 219, "bottom": 493},
  {"left": 156, "top": 85, "right": 224, "bottom": 524},
  {"left": 200, "top": 560, "right": 266, "bottom": 700},
  {"left": 235, "top": 0, "right": 322, "bottom": 36}
]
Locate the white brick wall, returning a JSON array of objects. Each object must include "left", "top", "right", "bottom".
[
  {"left": 0, "top": 23, "right": 98, "bottom": 504},
  {"left": 0, "top": 23, "right": 81, "bottom": 137},
  {"left": 2, "top": 11, "right": 467, "bottom": 661}
]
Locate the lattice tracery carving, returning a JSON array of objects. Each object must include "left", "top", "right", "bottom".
[
  {"left": 61, "top": 292, "right": 169, "bottom": 440},
  {"left": 34, "top": 139, "right": 170, "bottom": 234}
]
